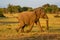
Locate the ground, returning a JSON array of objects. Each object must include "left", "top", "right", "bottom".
[{"left": 0, "top": 14, "right": 60, "bottom": 40}]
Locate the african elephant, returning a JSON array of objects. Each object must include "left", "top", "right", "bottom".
[{"left": 16, "top": 7, "right": 48, "bottom": 32}]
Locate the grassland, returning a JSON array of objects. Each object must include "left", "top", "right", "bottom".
[{"left": 0, "top": 14, "right": 60, "bottom": 40}]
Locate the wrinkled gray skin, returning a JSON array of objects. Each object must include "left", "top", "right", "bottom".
[{"left": 16, "top": 7, "right": 48, "bottom": 32}]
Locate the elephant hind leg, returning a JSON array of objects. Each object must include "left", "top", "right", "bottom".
[
  {"left": 16, "top": 25, "right": 25, "bottom": 32},
  {"left": 37, "top": 21, "right": 44, "bottom": 32},
  {"left": 16, "top": 21, "right": 24, "bottom": 32},
  {"left": 20, "top": 25, "right": 26, "bottom": 32}
]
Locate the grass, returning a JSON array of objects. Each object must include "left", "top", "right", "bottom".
[{"left": 0, "top": 14, "right": 60, "bottom": 40}]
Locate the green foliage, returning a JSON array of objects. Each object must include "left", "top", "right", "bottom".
[
  {"left": 0, "top": 13, "right": 5, "bottom": 17},
  {"left": 42, "top": 4, "right": 59, "bottom": 14},
  {"left": 0, "top": 4, "right": 60, "bottom": 14},
  {"left": 0, "top": 8, "right": 5, "bottom": 17},
  {"left": 0, "top": 8, "right": 3, "bottom": 13},
  {"left": 22, "top": 7, "right": 28, "bottom": 11},
  {"left": 21, "top": 7, "right": 33, "bottom": 12},
  {"left": 43, "top": 4, "right": 50, "bottom": 8},
  {"left": 44, "top": 7, "right": 52, "bottom": 13},
  {"left": 7, "top": 4, "right": 21, "bottom": 13},
  {"left": 50, "top": 5, "right": 58, "bottom": 13},
  {"left": 7, "top": 4, "right": 33, "bottom": 13}
]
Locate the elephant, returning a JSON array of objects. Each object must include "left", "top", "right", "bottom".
[{"left": 15, "top": 7, "right": 49, "bottom": 32}]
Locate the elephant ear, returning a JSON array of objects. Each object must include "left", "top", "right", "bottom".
[
  {"left": 34, "top": 7, "right": 43, "bottom": 15},
  {"left": 33, "top": 8, "right": 37, "bottom": 16},
  {"left": 34, "top": 7, "right": 43, "bottom": 13},
  {"left": 39, "top": 7, "right": 44, "bottom": 12}
]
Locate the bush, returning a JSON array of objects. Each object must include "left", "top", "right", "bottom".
[
  {"left": 0, "top": 13, "right": 5, "bottom": 17},
  {"left": 0, "top": 8, "right": 5, "bottom": 17}
]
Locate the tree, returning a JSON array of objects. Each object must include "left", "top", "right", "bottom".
[
  {"left": 21, "top": 7, "right": 33, "bottom": 12},
  {"left": 42, "top": 4, "right": 59, "bottom": 14},
  {"left": 44, "top": 7, "right": 52, "bottom": 13},
  {"left": 3, "top": 8, "right": 8, "bottom": 13},
  {"left": 7, "top": 4, "right": 21, "bottom": 13},
  {"left": 0, "top": 8, "right": 5, "bottom": 17},
  {"left": 22, "top": 7, "right": 28, "bottom": 11},
  {"left": 50, "top": 5, "right": 58, "bottom": 13},
  {"left": 42, "top": 4, "right": 50, "bottom": 9},
  {"left": 7, "top": 4, "right": 13, "bottom": 13},
  {"left": 42, "top": 4, "right": 52, "bottom": 13}
]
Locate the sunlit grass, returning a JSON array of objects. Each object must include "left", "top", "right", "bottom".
[{"left": 0, "top": 14, "right": 60, "bottom": 39}]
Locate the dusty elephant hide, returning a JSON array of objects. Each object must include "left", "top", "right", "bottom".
[{"left": 15, "top": 7, "right": 48, "bottom": 32}]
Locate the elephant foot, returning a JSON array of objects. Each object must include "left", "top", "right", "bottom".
[
  {"left": 21, "top": 30, "right": 24, "bottom": 33},
  {"left": 26, "top": 30, "right": 31, "bottom": 33},
  {"left": 16, "top": 29, "right": 19, "bottom": 32}
]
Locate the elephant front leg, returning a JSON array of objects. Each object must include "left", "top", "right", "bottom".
[
  {"left": 37, "top": 21, "right": 44, "bottom": 32},
  {"left": 26, "top": 22, "right": 34, "bottom": 33},
  {"left": 46, "top": 19, "right": 49, "bottom": 30},
  {"left": 43, "top": 14, "right": 49, "bottom": 30}
]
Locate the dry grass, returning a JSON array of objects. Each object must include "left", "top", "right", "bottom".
[{"left": 0, "top": 13, "right": 60, "bottom": 40}]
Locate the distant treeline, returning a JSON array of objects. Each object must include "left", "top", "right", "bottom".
[{"left": 0, "top": 4, "right": 60, "bottom": 17}]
